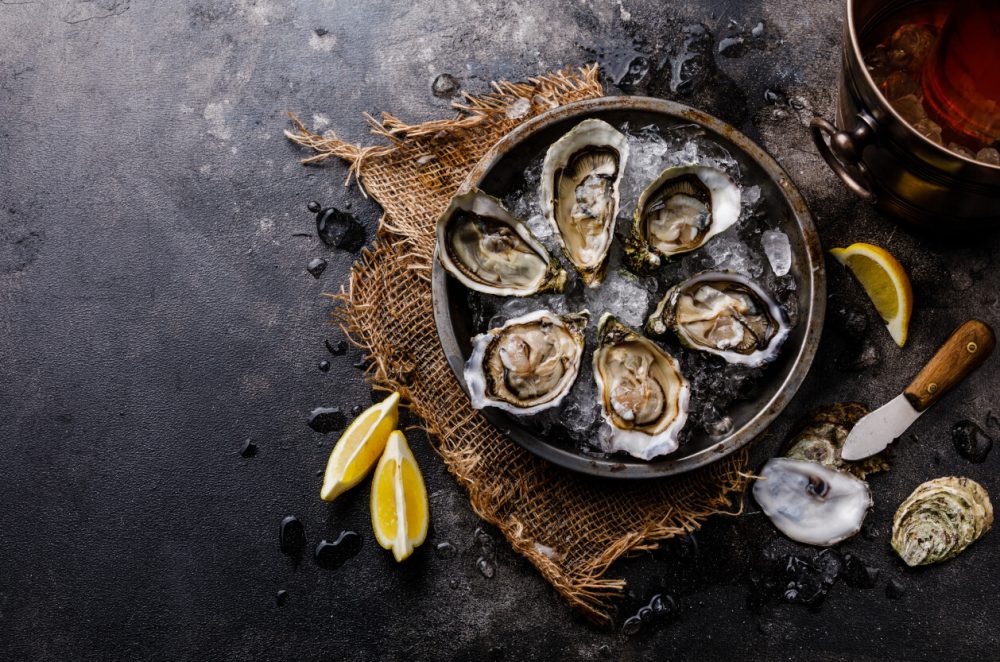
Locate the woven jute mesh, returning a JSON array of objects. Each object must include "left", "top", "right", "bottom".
[{"left": 287, "top": 64, "right": 752, "bottom": 624}]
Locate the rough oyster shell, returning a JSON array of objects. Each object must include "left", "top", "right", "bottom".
[
  {"left": 436, "top": 188, "right": 566, "bottom": 297},
  {"left": 625, "top": 165, "right": 741, "bottom": 272},
  {"left": 646, "top": 270, "right": 790, "bottom": 367},
  {"left": 782, "top": 403, "right": 890, "bottom": 479},
  {"left": 754, "top": 458, "right": 872, "bottom": 547},
  {"left": 592, "top": 313, "right": 690, "bottom": 460},
  {"left": 540, "top": 119, "right": 628, "bottom": 287},
  {"left": 464, "top": 309, "right": 589, "bottom": 415},
  {"left": 892, "top": 476, "right": 993, "bottom": 567}
]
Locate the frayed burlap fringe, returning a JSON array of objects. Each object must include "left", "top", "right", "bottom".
[{"left": 287, "top": 64, "right": 752, "bottom": 625}]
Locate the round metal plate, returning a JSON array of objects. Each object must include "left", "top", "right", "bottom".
[{"left": 432, "top": 96, "right": 825, "bottom": 479}]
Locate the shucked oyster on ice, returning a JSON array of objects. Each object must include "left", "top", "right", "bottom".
[
  {"left": 892, "top": 477, "right": 993, "bottom": 567},
  {"left": 646, "top": 270, "right": 790, "bottom": 367},
  {"left": 436, "top": 188, "right": 567, "bottom": 297},
  {"left": 625, "top": 165, "right": 741, "bottom": 273},
  {"left": 464, "top": 310, "right": 589, "bottom": 415},
  {"left": 593, "top": 314, "right": 690, "bottom": 460},
  {"left": 540, "top": 119, "right": 629, "bottom": 287},
  {"left": 754, "top": 458, "right": 872, "bottom": 547},
  {"left": 782, "top": 403, "right": 890, "bottom": 480}
]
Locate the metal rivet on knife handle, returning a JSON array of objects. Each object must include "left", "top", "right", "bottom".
[{"left": 903, "top": 320, "right": 996, "bottom": 412}]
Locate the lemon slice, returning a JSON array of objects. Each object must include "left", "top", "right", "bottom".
[
  {"left": 370, "top": 430, "right": 429, "bottom": 562},
  {"left": 320, "top": 392, "right": 400, "bottom": 502},
  {"left": 830, "top": 242, "right": 913, "bottom": 347}
]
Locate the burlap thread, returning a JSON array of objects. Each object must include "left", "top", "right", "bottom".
[{"left": 286, "top": 64, "right": 753, "bottom": 624}]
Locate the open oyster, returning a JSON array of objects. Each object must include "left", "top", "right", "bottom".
[
  {"left": 593, "top": 314, "right": 690, "bottom": 460},
  {"left": 436, "top": 188, "right": 567, "bottom": 297},
  {"left": 540, "top": 119, "right": 629, "bottom": 287},
  {"left": 892, "top": 477, "right": 993, "bottom": 567},
  {"left": 646, "top": 270, "right": 790, "bottom": 367},
  {"left": 783, "top": 403, "right": 890, "bottom": 480},
  {"left": 754, "top": 458, "right": 872, "bottom": 547},
  {"left": 464, "top": 309, "right": 589, "bottom": 415},
  {"left": 625, "top": 165, "right": 741, "bottom": 272}
]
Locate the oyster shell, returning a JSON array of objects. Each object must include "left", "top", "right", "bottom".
[
  {"left": 782, "top": 403, "right": 890, "bottom": 479},
  {"left": 592, "top": 313, "right": 690, "bottom": 460},
  {"left": 540, "top": 119, "right": 629, "bottom": 287},
  {"left": 436, "top": 188, "right": 567, "bottom": 297},
  {"left": 625, "top": 165, "right": 741, "bottom": 272},
  {"left": 464, "top": 309, "right": 589, "bottom": 415},
  {"left": 646, "top": 270, "right": 790, "bottom": 367},
  {"left": 891, "top": 476, "right": 993, "bottom": 567},
  {"left": 753, "top": 458, "right": 872, "bottom": 547}
]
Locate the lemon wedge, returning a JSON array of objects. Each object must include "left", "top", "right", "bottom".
[
  {"left": 370, "top": 430, "right": 429, "bottom": 562},
  {"left": 320, "top": 392, "right": 400, "bottom": 502},
  {"left": 830, "top": 242, "right": 913, "bottom": 347}
]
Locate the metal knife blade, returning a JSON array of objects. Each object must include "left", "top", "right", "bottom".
[{"left": 841, "top": 393, "right": 921, "bottom": 461}]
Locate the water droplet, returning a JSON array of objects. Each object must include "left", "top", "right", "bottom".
[
  {"left": 275, "top": 589, "right": 289, "bottom": 606},
  {"left": 325, "top": 339, "right": 348, "bottom": 356},
  {"left": 622, "top": 615, "right": 642, "bottom": 636},
  {"left": 307, "top": 257, "right": 328, "bottom": 279},
  {"left": 308, "top": 407, "right": 346, "bottom": 434},
  {"left": 315, "top": 206, "right": 365, "bottom": 251},
  {"left": 476, "top": 556, "right": 496, "bottom": 578},
  {"left": 315, "top": 531, "right": 362, "bottom": 569},
  {"left": 435, "top": 542, "right": 457, "bottom": 559},
  {"left": 307, "top": 201, "right": 321, "bottom": 213},
  {"left": 885, "top": 578, "right": 905, "bottom": 600},
  {"left": 318, "top": 360, "right": 331, "bottom": 373},
  {"left": 279, "top": 516, "right": 306, "bottom": 560},
  {"left": 841, "top": 553, "right": 879, "bottom": 589},
  {"left": 952, "top": 420, "right": 993, "bottom": 463},
  {"left": 637, "top": 606, "right": 653, "bottom": 623},
  {"left": 763, "top": 88, "right": 787, "bottom": 105},
  {"left": 350, "top": 404, "right": 364, "bottom": 417},
  {"left": 649, "top": 593, "right": 675, "bottom": 615},
  {"left": 431, "top": 73, "right": 460, "bottom": 98},
  {"left": 239, "top": 438, "right": 257, "bottom": 458}
]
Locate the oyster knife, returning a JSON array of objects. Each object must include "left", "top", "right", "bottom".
[{"left": 842, "top": 320, "right": 996, "bottom": 461}]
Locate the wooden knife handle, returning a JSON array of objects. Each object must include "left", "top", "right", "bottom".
[{"left": 903, "top": 320, "right": 996, "bottom": 411}]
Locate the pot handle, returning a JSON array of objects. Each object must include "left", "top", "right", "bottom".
[{"left": 809, "top": 111, "right": 878, "bottom": 203}]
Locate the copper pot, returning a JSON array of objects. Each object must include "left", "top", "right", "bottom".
[{"left": 811, "top": 0, "right": 1000, "bottom": 226}]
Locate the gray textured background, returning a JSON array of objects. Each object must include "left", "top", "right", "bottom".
[{"left": 2, "top": 0, "right": 999, "bottom": 660}]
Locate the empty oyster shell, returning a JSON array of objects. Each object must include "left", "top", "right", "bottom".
[
  {"left": 782, "top": 403, "right": 890, "bottom": 480},
  {"left": 646, "top": 270, "right": 790, "bottom": 367},
  {"left": 540, "top": 119, "right": 629, "bottom": 287},
  {"left": 464, "top": 309, "right": 589, "bottom": 415},
  {"left": 753, "top": 458, "right": 872, "bottom": 547},
  {"left": 892, "top": 477, "right": 993, "bottom": 567},
  {"left": 593, "top": 313, "right": 690, "bottom": 460},
  {"left": 436, "top": 188, "right": 567, "bottom": 297},
  {"left": 625, "top": 165, "right": 741, "bottom": 272}
]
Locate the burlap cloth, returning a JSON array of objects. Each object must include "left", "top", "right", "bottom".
[{"left": 287, "top": 64, "right": 752, "bottom": 624}]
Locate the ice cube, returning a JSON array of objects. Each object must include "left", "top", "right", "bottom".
[
  {"left": 525, "top": 213, "right": 552, "bottom": 240},
  {"left": 912, "top": 117, "right": 943, "bottom": 144},
  {"left": 892, "top": 94, "right": 925, "bottom": 125},
  {"left": 761, "top": 229, "right": 792, "bottom": 277},
  {"left": 506, "top": 97, "right": 532, "bottom": 119},
  {"left": 880, "top": 70, "right": 917, "bottom": 101},
  {"left": 947, "top": 143, "right": 976, "bottom": 159},
  {"left": 585, "top": 270, "right": 651, "bottom": 327},
  {"left": 742, "top": 184, "right": 762, "bottom": 209},
  {"left": 889, "top": 24, "right": 936, "bottom": 73},
  {"left": 976, "top": 147, "right": 1000, "bottom": 166},
  {"left": 704, "top": 236, "right": 764, "bottom": 278}
]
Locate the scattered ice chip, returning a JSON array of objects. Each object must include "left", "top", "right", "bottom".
[
  {"left": 976, "top": 147, "right": 1000, "bottom": 166},
  {"left": 704, "top": 236, "right": 764, "bottom": 278},
  {"left": 506, "top": 97, "right": 531, "bottom": 119},
  {"left": 761, "top": 229, "right": 792, "bottom": 276},
  {"left": 584, "top": 270, "right": 651, "bottom": 327},
  {"left": 525, "top": 213, "right": 552, "bottom": 240}
]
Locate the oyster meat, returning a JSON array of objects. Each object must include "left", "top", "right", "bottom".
[
  {"left": 753, "top": 458, "right": 872, "bottom": 547},
  {"left": 625, "top": 165, "right": 741, "bottom": 272},
  {"left": 646, "top": 270, "right": 790, "bottom": 367},
  {"left": 892, "top": 476, "right": 993, "bottom": 567},
  {"left": 540, "top": 119, "right": 629, "bottom": 287},
  {"left": 593, "top": 314, "right": 690, "bottom": 460},
  {"left": 783, "top": 403, "right": 890, "bottom": 479},
  {"left": 464, "top": 310, "right": 589, "bottom": 415},
  {"left": 437, "top": 188, "right": 567, "bottom": 296}
]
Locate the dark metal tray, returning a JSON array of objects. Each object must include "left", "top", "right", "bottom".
[{"left": 432, "top": 96, "right": 824, "bottom": 478}]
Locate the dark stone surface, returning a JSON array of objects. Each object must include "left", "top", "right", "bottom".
[{"left": 1, "top": 0, "right": 999, "bottom": 659}]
